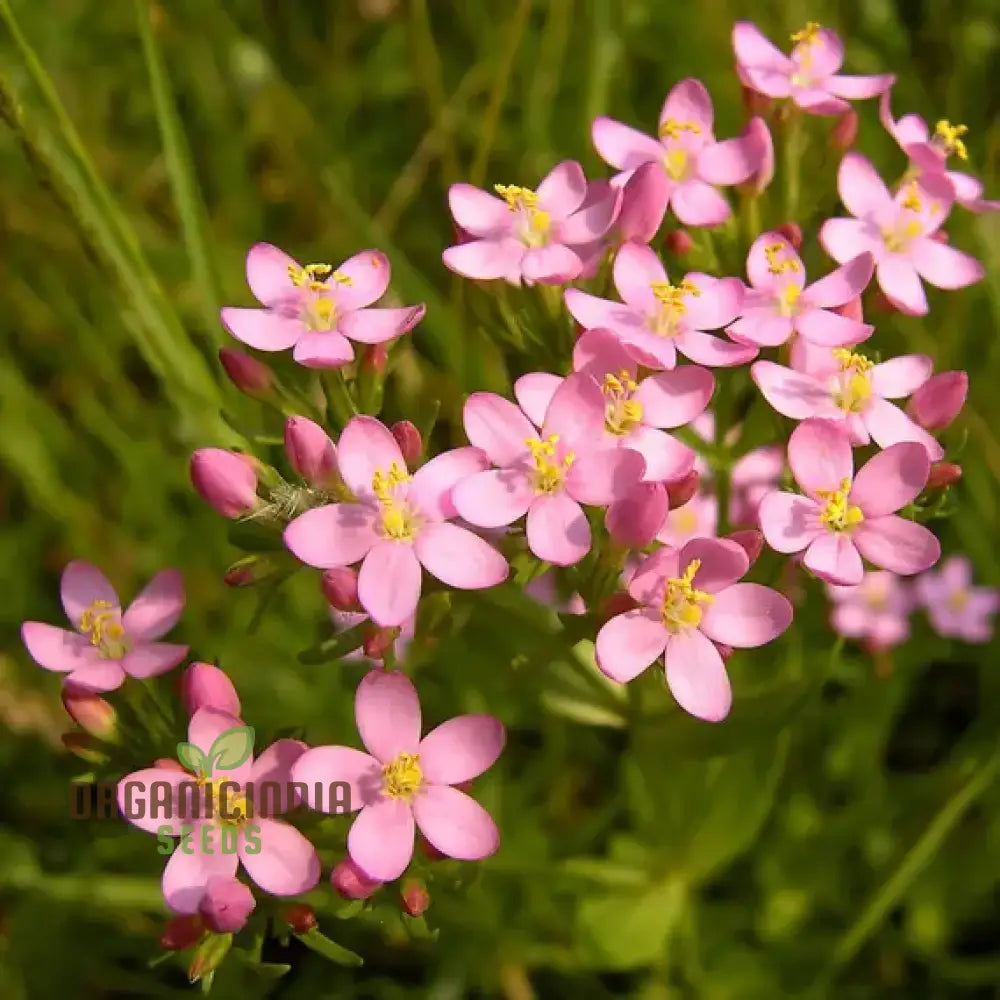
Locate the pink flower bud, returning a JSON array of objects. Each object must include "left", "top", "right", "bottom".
[
  {"left": 198, "top": 876, "right": 255, "bottom": 934},
  {"left": 930, "top": 230, "right": 950, "bottom": 244},
  {"left": 362, "top": 344, "right": 388, "bottom": 375},
  {"left": 218, "top": 348, "right": 273, "bottom": 399},
  {"left": 181, "top": 662, "right": 241, "bottom": 718},
  {"left": 927, "top": 461, "right": 962, "bottom": 490},
  {"left": 331, "top": 858, "right": 383, "bottom": 900},
  {"left": 284, "top": 416, "right": 340, "bottom": 488},
  {"left": 664, "top": 229, "right": 693, "bottom": 257},
  {"left": 727, "top": 529, "right": 764, "bottom": 568},
  {"left": 774, "top": 222, "right": 802, "bottom": 250},
  {"left": 400, "top": 879, "right": 430, "bottom": 917},
  {"left": 161, "top": 914, "right": 204, "bottom": 951},
  {"left": 834, "top": 296, "right": 864, "bottom": 323},
  {"left": 61, "top": 683, "right": 117, "bottom": 740},
  {"left": 606, "top": 483, "right": 669, "bottom": 547},
  {"left": 224, "top": 554, "right": 277, "bottom": 587},
  {"left": 616, "top": 161, "right": 669, "bottom": 243},
  {"left": 829, "top": 109, "right": 859, "bottom": 150},
  {"left": 321, "top": 567, "right": 361, "bottom": 611},
  {"left": 666, "top": 471, "right": 700, "bottom": 509},
  {"left": 190, "top": 449, "right": 260, "bottom": 518},
  {"left": 283, "top": 903, "right": 317, "bottom": 934},
  {"left": 907, "top": 371, "right": 968, "bottom": 431},
  {"left": 742, "top": 116, "right": 774, "bottom": 194},
  {"left": 363, "top": 627, "right": 400, "bottom": 660},
  {"left": 390, "top": 420, "right": 423, "bottom": 467}
]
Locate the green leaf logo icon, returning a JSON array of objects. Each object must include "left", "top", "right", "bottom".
[
  {"left": 176, "top": 742, "right": 206, "bottom": 774},
  {"left": 176, "top": 726, "right": 255, "bottom": 777}
]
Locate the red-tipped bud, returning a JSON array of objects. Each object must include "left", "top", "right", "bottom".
[
  {"left": 361, "top": 344, "right": 389, "bottom": 375},
  {"left": 829, "top": 109, "right": 859, "bottom": 150},
  {"left": 224, "top": 554, "right": 279, "bottom": 588},
  {"left": 284, "top": 416, "right": 340, "bottom": 488},
  {"left": 774, "top": 222, "right": 802, "bottom": 250},
  {"left": 664, "top": 229, "right": 694, "bottom": 257},
  {"left": 187, "top": 930, "right": 233, "bottom": 983},
  {"left": 606, "top": 483, "right": 669, "bottom": 547},
  {"left": 161, "top": 914, "right": 204, "bottom": 951},
  {"left": 727, "top": 529, "right": 764, "bottom": 567},
  {"left": 198, "top": 876, "right": 255, "bottom": 934},
  {"left": 741, "top": 84, "right": 773, "bottom": 117},
  {"left": 927, "top": 461, "right": 962, "bottom": 490},
  {"left": 218, "top": 348, "right": 274, "bottom": 399},
  {"left": 190, "top": 449, "right": 260, "bottom": 518},
  {"left": 400, "top": 879, "right": 430, "bottom": 918},
  {"left": 61, "top": 683, "right": 117, "bottom": 741},
  {"left": 321, "top": 567, "right": 361, "bottom": 611},
  {"left": 181, "top": 662, "right": 241, "bottom": 718},
  {"left": 908, "top": 371, "right": 968, "bottom": 431},
  {"left": 666, "top": 471, "right": 700, "bottom": 509},
  {"left": 331, "top": 858, "right": 383, "bottom": 900},
  {"left": 598, "top": 591, "right": 639, "bottom": 626},
  {"left": 390, "top": 420, "right": 423, "bottom": 468},
  {"left": 834, "top": 296, "right": 864, "bottom": 323},
  {"left": 283, "top": 903, "right": 317, "bottom": 934},
  {"left": 363, "top": 626, "right": 400, "bottom": 659}
]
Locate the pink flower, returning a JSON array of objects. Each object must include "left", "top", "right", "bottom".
[
  {"left": 727, "top": 231, "right": 874, "bottom": 348},
  {"left": 819, "top": 153, "right": 983, "bottom": 316},
  {"left": 595, "top": 537, "right": 793, "bottom": 720},
  {"left": 452, "top": 375, "right": 645, "bottom": 566},
  {"left": 22, "top": 562, "right": 188, "bottom": 692},
  {"left": 190, "top": 449, "right": 260, "bottom": 518},
  {"left": 285, "top": 417, "right": 508, "bottom": 627},
  {"left": 733, "top": 21, "right": 893, "bottom": 116},
  {"left": 564, "top": 242, "right": 754, "bottom": 370},
  {"left": 292, "top": 670, "right": 504, "bottom": 882},
  {"left": 221, "top": 243, "right": 425, "bottom": 369},
  {"left": 117, "top": 708, "right": 320, "bottom": 912},
  {"left": 656, "top": 492, "right": 718, "bottom": 547},
  {"left": 879, "top": 92, "right": 998, "bottom": 214},
  {"left": 827, "top": 571, "right": 912, "bottom": 650},
  {"left": 181, "top": 663, "right": 242, "bottom": 718},
  {"left": 758, "top": 419, "right": 940, "bottom": 586},
  {"left": 441, "top": 162, "right": 620, "bottom": 285},
  {"left": 907, "top": 371, "right": 968, "bottom": 431},
  {"left": 915, "top": 556, "right": 999, "bottom": 643},
  {"left": 592, "top": 78, "right": 767, "bottom": 227},
  {"left": 752, "top": 344, "right": 943, "bottom": 460}
]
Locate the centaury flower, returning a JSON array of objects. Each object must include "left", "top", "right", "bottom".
[
  {"left": 827, "top": 571, "right": 913, "bottom": 650},
  {"left": 915, "top": 556, "right": 1000, "bottom": 643}
]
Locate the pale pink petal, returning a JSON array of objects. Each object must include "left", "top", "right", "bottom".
[
  {"left": 613, "top": 241, "right": 667, "bottom": 312},
  {"left": 452, "top": 468, "right": 534, "bottom": 528},
  {"left": 741, "top": 64, "right": 793, "bottom": 99},
  {"left": 826, "top": 73, "right": 894, "bottom": 99},
  {"left": 188, "top": 705, "right": 246, "bottom": 756},
  {"left": 21, "top": 622, "right": 102, "bottom": 673},
  {"left": 442, "top": 238, "right": 524, "bottom": 280},
  {"left": 162, "top": 833, "right": 237, "bottom": 914},
  {"left": 356, "top": 668, "right": 421, "bottom": 760},
  {"left": 123, "top": 642, "right": 188, "bottom": 679},
  {"left": 591, "top": 118, "right": 663, "bottom": 171},
  {"left": 595, "top": 609, "right": 667, "bottom": 683},
  {"left": 448, "top": 184, "right": 514, "bottom": 237},
  {"left": 239, "top": 817, "right": 320, "bottom": 896},
  {"left": 700, "top": 583, "right": 792, "bottom": 647},
  {"left": 659, "top": 78, "right": 714, "bottom": 135},
  {"left": 671, "top": 180, "right": 731, "bottom": 227},
  {"left": 358, "top": 541, "right": 422, "bottom": 627},
  {"left": 573, "top": 328, "right": 640, "bottom": 376},
  {"left": 557, "top": 180, "right": 621, "bottom": 244},
  {"left": 870, "top": 356, "right": 933, "bottom": 399},
  {"left": 624, "top": 426, "right": 694, "bottom": 482},
  {"left": 795, "top": 308, "right": 872, "bottom": 347},
  {"left": 728, "top": 311, "right": 795, "bottom": 348},
  {"left": 792, "top": 88, "right": 849, "bottom": 117},
  {"left": 348, "top": 799, "right": 415, "bottom": 881},
  {"left": 412, "top": 785, "right": 499, "bottom": 861},
  {"left": 788, "top": 418, "right": 854, "bottom": 497},
  {"left": 418, "top": 716, "right": 505, "bottom": 785},
  {"left": 284, "top": 504, "right": 378, "bottom": 568},
  {"left": 291, "top": 331, "right": 355, "bottom": 368},
  {"left": 339, "top": 306, "right": 424, "bottom": 345},
  {"left": 864, "top": 397, "right": 944, "bottom": 460},
  {"left": 463, "top": 393, "right": 536, "bottom": 465},
  {"left": 248, "top": 739, "right": 308, "bottom": 815},
  {"left": 61, "top": 561, "right": 120, "bottom": 626},
  {"left": 616, "top": 328, "right": 679, "bottom": 370},
  {"left": 338, "top": 416, "right": 406, "bottom": 498},
  {"left": 732, "top": 21, "right": 793, "bottom": 72},
  {"left": 122, "top": 569, "right": 184, "bottom": 641},
  {"left": 521, "top": 244, "right": 582, "bottom": 284},
  {"left": 616, "top": 161, "right": 670, "bottom": 242},
  {"left": 679, "top": 536, "right": 750, "bottom": 593},
  {"left": 117, "top": 767, "right": 192, "bottom": 834},
  {"left": 685, "top": 277, "right": 747, "bottom": 332},
  {"left": 526, "top": 493, "right": 591, "bottom": 566},
  {"left": 606, "top": 482, "right": 670, "bottom": 545},
  {"left": 849, "top": 442, "right": 929, "bottom": 517},
  {"left": 697, "top": 135, "right": 760, "bottom": 186},
  {"left": 565, "top": 448, "right": 645, "bottom": 505},
  {"left": 751, "top": 361, "right": 833, "bottom": 420},
  {"left": 804, "top": 533, "right": 864, "bottom": 585},
  {"left": 676, "top": 329, "right": 758, "bottom": 367},
  {"left": 563, "top": 290, "right": 646, "bottom": 340},
  {"left": 759, "top": 491, "right": 822, "bottom": 554},
  {"left": 854, "top": 516, "right": 940, "bottom": 575},
  {"left": 331, "top": 251, "right": 391, "bottom": 310},
  {"left": 408, "top": 446, "right": 490, "bottom": 521},
  {"left": 291, "top": 745, "right": 381, "bottom": 813},
  {"left": 415, "top": 522, "right": 508, "bottom": 590},
  {"left": 541, "top": 371, "right": 606, "bottom": 446},
  {"left": 535, "top": 161, "right": 588, "bottom": 217},
  {"left": 910, "top": 239, "right": 985, "bottom": 290},
  {"left": 745, "top": 232, "right": 804, "bottom": 293},
  {"left": 245, "top": 243, "right": 298, "bottom": 306},
  {"left": 819, "top": 218, "right": 881, "bottom": 264},
  {"left": 221, "top": 307, "right": 302, "bottom": 351},
  {"left": 635, "top": 366, "right": 714, "bottom": 427},
  {"left": 877, "top": 257, "right": 928, "bottom": 316},
  {"left": 627, "top": 547, "right": 679, "bottom": 604},
  {"left": 66, "top": 659, "right": 127, "bottom": 693},
  {"left": 664, "top": 627, "right": 732, "bottom": 722},
  {"left": 803, "top": 253, "right": 875, "bottom": 307},
  {"left": 514, "top": 372, "right": 562, "bottom": 427},
  {"left": 794, "top": 27, "right": 843, "bottom": 75},
  {"left": 838, "top": 153, "right": 893, "bottom": 218}
]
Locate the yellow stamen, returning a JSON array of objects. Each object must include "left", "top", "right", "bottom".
[
  {"left": 303, "top": 296, "right": 338, "bottom": 332},
  {"left": 287, "top": 262, "right": 353, "bottom": 292},
  {"left": 901, "top": 181, "right": 923, "bottom": 213},
  {"left": 602, "top": 370, "right": 644, "bottom": 436},
  {"left": 526, "top": 435, "right": 574, "bottom": 494},
  {"left": 765, "top": 242, "right": 802, "bottom": 275},
  {"left": 779, "top": 283, "right": 801, "bottom": 316},
  {"left": 661, "top": 559, "right": 715, "bottom": 633},
  {"left": 663, "top": 148, "right": 689, "bottom": 181},
  {"left": 658, "top": 118, "right": 703, "bottom": 141},
  {"left": 790, "top": 22, "right": 822, "bottom": 46},
  {"left": 494, "top": 183, "right": 551, "bottom": 246},
  {"left": 833, "top": 349, "right": 874, "bottom": 373},
  {"left": 816, "top": 479, "right": 864, "bottom": 532},
  {"left": 934, "top": 120, "right": 968, "bottom": 161},
  {"left": 78, "top": 600, "right": 129, "bottom": 659},
  {"left": 649, "top": 278, "right": 700, "bottom": 337},
  {"left": 831, "top": 350, "right": 874, "bottom": 413},
  {"left": 382, "top": 752, "right": 423, "bottom": 800},
  {"left": 371, "top": 463, "right": 418, "bottom": 540},
  {"left": 200, "top": 778, "right": 252, "bottom": 826}
]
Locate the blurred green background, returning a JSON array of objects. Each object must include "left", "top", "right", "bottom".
[{"left": 2, "top": 0, "right": 1000, "bottom": 997}]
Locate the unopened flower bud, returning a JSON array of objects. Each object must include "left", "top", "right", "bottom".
[
  {"left": 829, "top": 109, "right": 858, "bottom": 150},
  {"left": 321, "top": 567, "right": 361, "bottom": 611},
  {"left": 774, "top": 223, "right": 802, "bottom": 250},
  {"left": 834, "top": 297, "right": 864, "bottom": 323},
  {"left": 284, "top": 416, "right": 340, "bottom": 489},
  {"left": 908, "top": 371, "right": 968, "bottom": 431},
  {"left": 224, "top": 554, "right": 280, "bottom": 588},
  {"left": 742, "top": 116, "right": 774, "bottom": 194},
  {"left": 187, "top": 930, "right": 233, "bottom": 983},
  {"left": 617, "top": 161, "right": 669, "bottom": 243},
  {"left": 400, "top": 879, "right": 430, "bottom": 917},
  {"left": 664, "top": 229, "right": 693, "bottom": 257},
  {"left": 390, "top": 420, "right": 423, "bottom": 467},
  {"left": 727, "top": 529, "right": 764, "bottom": 567},
  {"left": 190, "top": 449, "right": 260, "bottom": 518},
  {"left": 198, "top": 876, "right": 255, "bottom": 934},
  {"left": 363, "top": 626, "right": 400, "bottom": 660},
  {"left": 331, "top": 858, "right": 383, "bottom": 900},
  {"left": 606, "top": 483, "right": 668, "bottom": 547},
  {"left": 161, "top": 914, "right": 204, "bottom": 951},
  {"left": 361, "top": 344, "right": 388, "bottom": 375},
  {"left": 666, "top": 471, "right": 700, "bottom": 509},
  {"left": 927, "top": 461, "right": 962, "bottom": 490},
  {"left": 181, "top": 662, "right": 241, "bottom": 718},
  {"left": 218, "top": 348, "right": 274, "bottom": 399},
  {"left": 930, "top": 230, "right": 950, "bottom": 244},
  {"left": 283, "top": 902, "right": 317, "bottom": 934},
  {"left": 61, "top": 683, "right": 117, "bottom": 741},
  {"left": 62, "top": 732, "right": 107, "bottom": 763}
]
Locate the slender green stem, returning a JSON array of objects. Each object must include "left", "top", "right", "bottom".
[{"left": 783, "top": 107, "right": 804, "bottom": 222}]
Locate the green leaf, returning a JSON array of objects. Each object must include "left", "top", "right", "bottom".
[
  {"left": 296, "top": 928, "right": 364, "bottom": 967},
  {"left": 175, "top": 742, "right": 206, "bottom": 774},
  {"left": 297, "top": 623, "right": 369, "bottom": 664},
  {"left": 207, "top": 727, "right": 255, "bottom": 772},
  {"left": 540, "top": 691, "right": 626, "bottom": 728}
]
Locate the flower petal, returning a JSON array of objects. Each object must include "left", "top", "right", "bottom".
[
  {"left": 21, "top": 623, "right": 101, "bottom": 673},
  {"left": 412, "top": 785, "right": 500, "bottom": 861},
  {"left": 338, "top": 416, "right": 406, "bottom": 499},
  {"left": 356, "top": 668, "right": 421, "bottom": 760},
  {"left": 624, "top": 426, "right": 695, "bottom": 482},
  {"left": 759, "top": 492, "right": 822, "bottom": 554},
  {"left": 338, "top": 305, "right": 425, "bottom": 345},
  {"left": 291, "top": 331, "right": 355, "bottom": 368},
  {"left": 591, "top": 117, "right": 664, "bottom": 171},
  {"left": 870, "top": 355, "right": 933, "bottom": 399},
  {"left": 66, "top": 659, "right": 127, "bottom": 693},
  {"left": 117, "top": 767, "right": 193, "bottom": 834},
  {"left": 123, "top": 642, "right": 189, "bottom": 679},
  {"left": 463, "top": 393, "right": 536, "bottom": 465},
  {"left": 122, "top": 570, "right": 185, "bottom": 641},
  {"left": 788, "top": 418, "right": 854, "bottom": 497},
  {"left": 415, "top": 522, "right": 508, "bottom": 590},
  {"left": 728, "top": 311, "right": 795, "bottom": 348},
  {"left": 565, "top": 448, "right": 645, "bottom": 505},
  {"left": 676, "top": 329, "right": 758, "bottom": 367},
  {"left": 448, "top": 184, "right": 513, "bottom": 237},
  {"left": 854, "top": 516, "right": 941, "bottom": 575},
  {"left": 61, "top": 561, "right": 120, "bottom": 627},
  {"left": 284, "top": 504, "right": 379, "bottom": 568},
  {"left": 838, "top": 153, "right": 893, "bottom": 217},
  {"left": 697, "top": 134, "right": 760, "bottom": 186},
  {"left": 245, "top": 243, "right": 298, "bottom": 306},
  {"left": 635, "top": 365, "right": 715, "bottom": 427},
  {"left": 452, "top": 468, "right": 534, "bottom": 528},
  {"left": 332, "top": 250, "right": 391, "bottom": 310},
  {"left": 521, "top": 244, "right": 582, "bottom": 284},
  {"left": 671, "top": 179, "right": 731, "bottom": 227},
  {"left": 358, "top": 542, "right": 423, "bottom": 627},
  {"left": 558, "top": 180, "right": 621, "bottom": 244},
  {"left": 248, "top": 739, "right": 308, "bottom": 815},
  {"left": 679, "top": 536, "right": 751, "bottom": 593},
  {"left": 408, "top": 446, "right": 490, "bottom": 521},
  {"left": 803, "top": 253, "right": 874, "bottom": 307},
  {"left": 732, "top": 21, "right": 794, "bottom": 74},
  {"left": 418, "top": 715, "right": 505, "bottom": 785},
  {"left": 819, "top": 218, "right": 880, "bottom": 264},
  {"left": 700, "top": 583, "right": 792, "bottom": 647},
  {"left": 745, "top": 232, "right": 804, "bottom": 293},
  {"left": 826, "top": 73, "right": 895, "bottom": 100},
  {"left": 751, "top": 361, "right": 833, "bottom": 420},
  {"left": 162, "top": 833, "right": 237, "bottom": 914},
  {"left": 220, "top": 307, "right": 302, "bottom": 351},
  {"left": 864, "top": 397, "right": 944, "bottom": 461},
  {"left": 877, "top": 257, "right": 928, "bottom": 316},
  {"left": 659, "top": 78, "right": 714, "bottom": 135},
  {"left": 794, "top": 307, "right": 873, "bottom": 347},
  {"left": 627, "top": 547, "right": 679, "bottom": 604},
  {"left": 514, "top": 372, "right": 563, "bottom": 427},
  {"left": 849, "top": 442, "right": 930, "bottom": 517},
  {"left": 613, "top": 241, "right": 666, "bottom": 313},
  {"left": 664, "top": 627, "right": 732, "bottom": 722},
  {"left": 442, "top": 238, "right": 524, "bottom": 280},
  {"left": 541, "top": 372, "right": 606, "bottom": 446},
  {"left": 348, "top": 799, "right": 416, "bottom": 882},
  {"left": 536, "top": 161, "right": 587, "bottom": 218},
  {"left": 910, "top": 239, "right": 985, "bottom": 290},
  {"left": 291, "top": 745, "right": 382, "bottom": 813},
  {"left": 239, "top": 817, "right": 320, "bottom": 896},
  {"left": 803, "top": 533, "right": 864, "bottom": 585},
  {"left": 526, "top": 494, "right": 591, "bottom": 566}
]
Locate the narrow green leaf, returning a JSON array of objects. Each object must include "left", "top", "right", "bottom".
[{"left": 296, "top": 928, "right": 364, "bottom": 967}]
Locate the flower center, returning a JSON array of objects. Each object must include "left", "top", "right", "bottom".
[
  {"left": 816, "top": 478, "right": 864, "bottom": 533},
  {"left": 649, "top": 278, "right": 700, "bottom": 338},
  {"left": 933, "top": 120, "right": 968, "bottom": 161},
  {"left": 288, "top": 263, "right": 354, "bottom": 332},
  {"left": 947, "top": 588, "right": 970, "bottom": 612},
  {"left": 382, "top": 752, "right": 423, "bottom": 800},
  {"left": 372, "top": 462, "right": 419, "bottom": 541},
  {"left": 525, "top": 435, "right": 574, "bottom": 494},
  {"left": 790, "top": 22, "right": 821, "bottom": 67},
  {"left": 78, "top": 600, "right": 130, "bottom": 659},
  {"left": 662, "top": 148, "right": 689, "bottom": 181},
  {"left": 882, "top": 181, "right": 930, "bottom": 253},
  {"left": 779, "top": 283, "right": 801, "bottom": 316},
  {"left": 671, "top": 506, "right": 700, "bottom": 535},
  {"left": 494, "top": 184, "right": 551, "bottom": 248},
  {"left": 831, "top": 349, "right": 874, "bottom": 413},
  {"left": 602, "top": 371, "right": 644, "bottom": 436},
  {"left": 661, "top": 559, "right": 715, "bottom": 633}
]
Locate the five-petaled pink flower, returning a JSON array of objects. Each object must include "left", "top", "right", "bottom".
[
  {"left": 819, "top": 153, "right": 984, "bottom": 316},
  {"left": 595, "top": 537, "right": 793, "bottom": 721},
  {"left": 284, "top": 416, "right": 508, "bottom": 627},
  {"left": 752, "top": 344, "right": 944, "bottom": 460},
  {"left": 827, "top": 571, "right": 912, "bottom": 650},
  {"left": 915, "top": 556, "right": 1000, "bottom": 643},
  {"left": 592, "top": 79, "right": 767, "bottom": 227},
  {"left": 758, "top": 419, "right": 940, "bottom": 586},
  {"left": 292, "top": 670, "right": 504, "bottom": 882},
  {"left": 727, "top": 231, "right": 874, "bottom": 348},
  {"left": 565, "top": 242, "right": 754, "bottom": 370},
  {"left": 118, "top": 708, "right": 320, "bottom": 913},
  {"left": 442, "top": 161, "right": 620, "bottom": 285},
  {"left": 733, "top": 21, "right": 893, "bottom": 116},
  {"left": 452, "top": 374, "right": 646, "bottom": 567},
  {"left": 221, "top": 243, "right": 425, "bottom": 369},
  {"left": 22, "top": 561, "right": 189, "bottom": 692}
]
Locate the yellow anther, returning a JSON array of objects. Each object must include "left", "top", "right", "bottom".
[
  {"left": 494, "top": 184, "right": 538, "bottom": 210},
  {"left": 833, "top": 349, "right": 874, "bottom": 373},
  {"left": 287, "top": 262, "right": 353, "bottom": 292},
  {"left": 78, "top": 600, "right": 129, "bottom": 659},
  {"left": 816, "top": 479, "right": 864, "bottom": 532},
  {"left": 371, "top": 462, "right": 411, "bottom": 502},
  {"left": 371, "top": 463, "right": 417, "bottom": 540},
  {"left": 525, "top": 435, "right": 573, "bottom": 494},
  {"left": 790, "top": 21, "right": 822, "bottom": 46},
  {"left": 658, "top": 118, "right": 703, "bottom": 141},
  {"left": 934, "top": 120, "right": 968, "bottom": 161},
  {"left": 199, "top": 778, "right": 252, "bottom": 826},
  {"left": 764, "top": 242, "right": 802, "bottom": 275},
  {"left": 663, "top": 148, "right": 689, "bottom": 181},
  {"left": 780, "top": 283, "right": 801, "bottom": 316},
  {"left": 493, "top": 183, "right": 551, "bottom": 245},
  {"left": 382, "top": 752, "right": 423, "bottom": 800},
  {"left": 649, "top": 279, "right": 700, "bottom": 337},
  {"left": 901, "top": 181, "right": 923, "bottom": 213},
  {"left": 602, "top": 370, "right": 638, "bottom": 395},
  {"left": 602, "top": 370, "right": 643, "bottom": 435},
  {"left": 661, "top": 559, "right": 715, "bottom": 633}
]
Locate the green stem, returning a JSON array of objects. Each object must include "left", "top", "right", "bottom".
[{"left": 784, "top": 107, "right": 804, "bottom": 222}]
